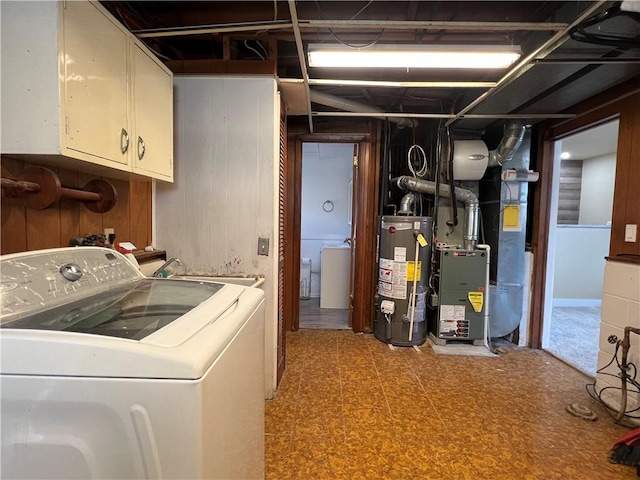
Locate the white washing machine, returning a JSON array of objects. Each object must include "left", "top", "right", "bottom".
[
  {"left": 320, "top": 245, "right": 351, "bottom": 309},
  {"left": 0, "top": 247, "right": 265, "bottom": 480}
]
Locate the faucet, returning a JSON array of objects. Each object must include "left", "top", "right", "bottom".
[{"left": 152, "top": 258, "right": 183, "bottom": 277}]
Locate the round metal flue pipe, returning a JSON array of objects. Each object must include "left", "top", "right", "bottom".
[{"left": 309, "top": 89, "right": 418, "bottom": 129}]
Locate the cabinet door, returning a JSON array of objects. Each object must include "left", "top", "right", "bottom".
[
  {"left": 62, "top": 1, "right": 129, "bottom": 166},
  {"left": 132, "top": 43, "right": 173, "bottom": 181}
]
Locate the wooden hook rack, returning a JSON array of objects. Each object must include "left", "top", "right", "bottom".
[{"left": 1, "top": 166, "right": 118, "bottom": 213}]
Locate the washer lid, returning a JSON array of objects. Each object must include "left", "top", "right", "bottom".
[
  {"left": 1, "top": 279, "right": 224, "bottom": 341},
  {"left": 0, "top": 282, "right": 265, "bottom": 379}
]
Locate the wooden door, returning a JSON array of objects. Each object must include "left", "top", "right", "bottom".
[{"left": 348, "top": 144, "right": 359, "bottom": 327}]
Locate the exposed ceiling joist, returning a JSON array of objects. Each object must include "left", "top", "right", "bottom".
[
  {"left": 287, "top": 0, "right": 313, "bottom": 133},
  {"left": 445, "top": 0, "right": 609, "bottom": 126}
]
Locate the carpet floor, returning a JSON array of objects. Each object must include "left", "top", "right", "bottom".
[
  {"left": 547, "top": 306, "right": 601, "bottom": 377},
  {"left": 265, "top": 329, "right": 631, "bottom": 479}
]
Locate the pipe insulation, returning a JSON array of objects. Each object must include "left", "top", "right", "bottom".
[
  {"left": 396, "top": 176, "right": 479, "bottom": 250},
  {"left": 488, "top": 122, "right": 526, "bottom": 167},
  {"left": 309, "top": 89, "right": 418, "bottom": 129}
]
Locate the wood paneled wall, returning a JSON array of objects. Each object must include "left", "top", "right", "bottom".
[
  {"left": 557, "top": 159, "right": 583, "bottom": 225},
  {"left": 1, "top": 157, "right": 152, "bottom": 255}
]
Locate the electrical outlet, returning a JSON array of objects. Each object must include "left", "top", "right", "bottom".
[
  {"left": 625, "top": 224, "right": 637, "bottom": 243},
  {"left": 258, "top": 237, "right": 269, "bottom": 256},
  {"left": 104, "top": 228, "right": 115, "bottom": 244}
]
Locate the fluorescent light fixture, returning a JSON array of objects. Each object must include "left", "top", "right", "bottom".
[
  {"left": 560, "top": 151, "right": 571, "bottom": 159},
  {"left": 308, "top": 44, "right": 522, "bottom": 69}
]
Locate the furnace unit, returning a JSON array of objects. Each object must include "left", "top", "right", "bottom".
[{"left": 428, "top": 246, "right": 487, "bottom": 345}]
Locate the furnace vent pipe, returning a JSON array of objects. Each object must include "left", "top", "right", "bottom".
[
  {"left": 488, "top": 122, "right": 526, "bottom": 168},
  {"left": 395, "top": 176, "right": 479, "bottom": 250},
  {"left": 398, "top": 192, "right": 417, "bottom": 215},
  {"left": 309, "top": 89, "right": 418, "bottom": 129}
]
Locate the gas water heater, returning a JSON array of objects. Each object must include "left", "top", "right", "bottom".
[{"left": 375, "top": 215, "right": 433, "bottom": 346}]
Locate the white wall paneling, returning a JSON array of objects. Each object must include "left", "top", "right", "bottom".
[
  {"left": 578, "top": 153, "right": 617, "bottom": 225},
  {"left": 155, "top": 76, "right": 279, "bottom": 398},
  {"left": 552, "top": 225, "right": 611, "bottom": 303}
]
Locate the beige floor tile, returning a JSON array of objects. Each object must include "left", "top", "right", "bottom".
[{"left": 268, "top": 330, "right": 634, "bottom": 479}]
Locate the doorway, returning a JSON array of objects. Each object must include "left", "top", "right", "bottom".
[
  {"left": 299, "top": 142, "right": 354, "bottom": 329},
  {"left": 542, "top": 120, "right": 619, "bottom": 376}
]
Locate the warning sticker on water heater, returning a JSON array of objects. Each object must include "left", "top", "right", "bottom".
[{"left": 377, "top": 257, "right": 407, "bottom": 299}]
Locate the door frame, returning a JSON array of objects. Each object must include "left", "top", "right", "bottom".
[
  {"left": 285, "top": 121, "right": 381, "bottom": 333},
  {"left": 529, "top": 78, "right": 640, "bottom": 348}
]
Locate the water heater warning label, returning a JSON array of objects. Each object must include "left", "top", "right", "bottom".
[{"left": 378, "top": 257, "right": 407, "bottom": 299}]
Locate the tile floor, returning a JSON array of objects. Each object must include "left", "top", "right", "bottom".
[
  {"left": 265, "top": 330, "right": 633, "bottom": 479},
  {"left": 299, "top": 298, "right": 349, "bottom": 329}
]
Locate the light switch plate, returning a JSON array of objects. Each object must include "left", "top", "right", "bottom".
[
  {"left": 625, "top": 224, "right": 637, "bottom": 243},
  {"left": 258, "top": 237, "right": 269, "bottom": 256}
]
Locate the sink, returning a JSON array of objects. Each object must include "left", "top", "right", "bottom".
[{"left": 171, "top": 276, "right": 265, "bottom": 288}]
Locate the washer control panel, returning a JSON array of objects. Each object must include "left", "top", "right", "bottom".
[{"left": 1, "top": 247, "right": 142, "bottom": 322}]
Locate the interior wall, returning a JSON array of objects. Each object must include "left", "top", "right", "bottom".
[
  {"left": 300, "top": 142, "right": 352, "bottom": 298},
  {"left": 596, "top": 260, "right": 640, "bottom": 414},
  {"left": 1, "top": 157, "right": 152, "bottom": 254},
  {"left": 552, "top": 225, "right": 611, "bottom": 304},
  {"left": 155, "top": 75, "right": 279, "bottom": 398},
  {"left": 579, "top": 153, "right": 616, "bottom": 225}
]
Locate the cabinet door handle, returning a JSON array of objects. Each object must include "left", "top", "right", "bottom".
[
  {"left": 120, "top": 128, "right": 130, "bottom": 154},
  {"left": 137, "top": 136, "right": 146, "bottom": 160}
]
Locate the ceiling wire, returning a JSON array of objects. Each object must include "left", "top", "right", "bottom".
[
  {"left": 569, "top": 4, "right": 640, "bottom": 49},
  {"left": 313, "top": 0, "right": 386, "bottom": 48},
  {"left": 244, "top": 40, "right": 266, "bottom": 60}
]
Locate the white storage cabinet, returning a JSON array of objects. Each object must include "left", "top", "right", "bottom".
[{"left": 0, "top": 0, "right": 173, "bottom": 182}]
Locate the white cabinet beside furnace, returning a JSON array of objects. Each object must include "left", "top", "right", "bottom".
[{"left": 0, "top": 0, "right": 173, "bottom": 182}]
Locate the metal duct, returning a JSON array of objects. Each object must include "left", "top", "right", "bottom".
[
  {"left": 398, "top": 192, "right": 417, "bottom": 215},
  {"left": 488, "top": 122, "right": 526, "bottom": 167},
  {"left": 309, "top": 89, "right": 418, "bottom": 129},
  {"left": 395, "top": 176, "right": 479, "bottom": 250}
]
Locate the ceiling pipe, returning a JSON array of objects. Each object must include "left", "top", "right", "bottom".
[
  {"left": 308, "top": 79, "right": 497, "bottom": 88},
  {"left": 299, "top": 20, "right": 568, "bottom": 32},
  {"left": 287, "top": 0, "right": 313, "bottom": 133},
  {"left": 445, "top": 0, "right": 608, "bottom": 127},
  {"left": 488, "top": 122, "right": 526, "bottom": 167},
  {"left": 133, "top": 19, "right": 567, "bottom": 39},
  {"left": 134, "top": 20, "right": 293, "bottom": 38},
  {"left": 311, "top": 111, "right": 574, "bottom": 120},
  {"left": 309, "top": 90, "right": 418, "bottom": 128},
  {"left": 395, "top": 176, "right": 479, "bottom": 251}
]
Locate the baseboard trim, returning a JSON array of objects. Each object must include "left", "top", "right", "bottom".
[{"left": 552, "top": 298, "right": 602, "bottom": 308}]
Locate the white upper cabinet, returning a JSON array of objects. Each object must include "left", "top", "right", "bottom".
[
  {"left": 132, "top": 44, "right": 174, "bottom": 181},
  {"left": 0, "top": 0, "right": 173, "bottom": 182},
  {"left": 63, "top": 0, "right": 130, "bottom": 166}
]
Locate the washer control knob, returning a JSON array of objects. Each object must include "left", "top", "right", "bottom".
[{"left": 60, "top": 263, "right": 83, "bottom": 282}]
